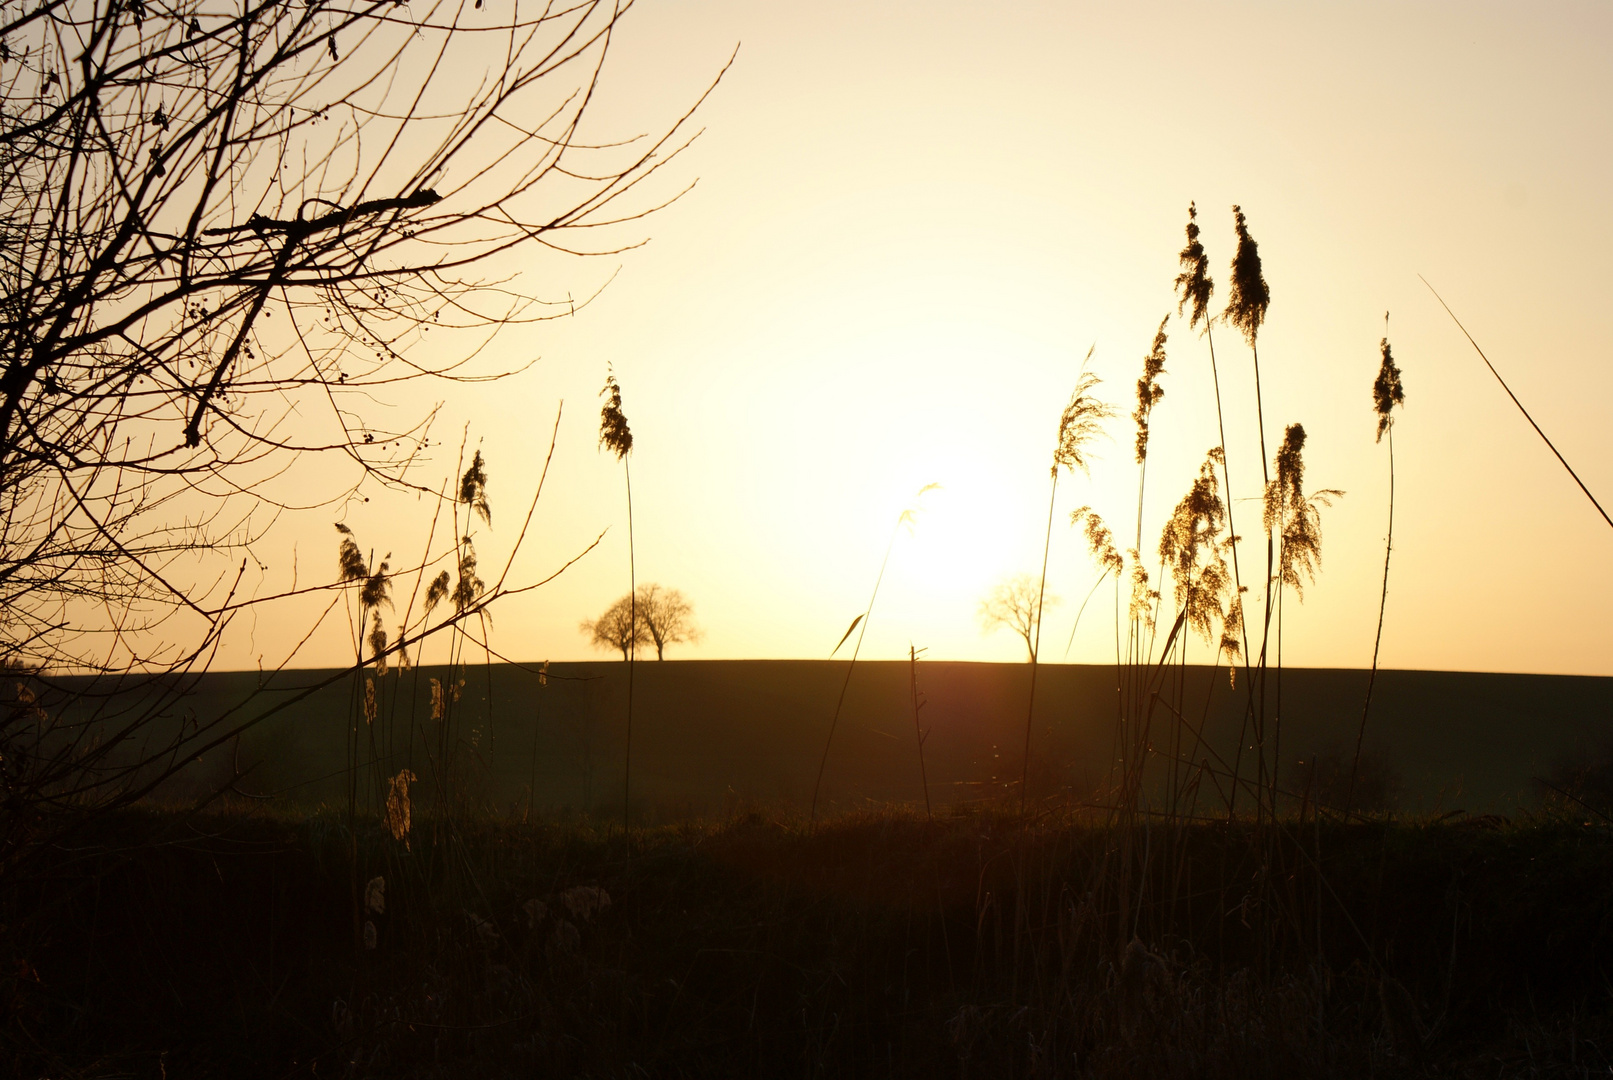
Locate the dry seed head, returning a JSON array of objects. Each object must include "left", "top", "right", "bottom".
[
  {"left": 368, "top": 612, "right": 388, "bottom": 676},
  {"left": 453, "top": 538, "right": 484, "bottom": 612},
  {"left": 1224, "top": 205, "right": 1270, "bottom": 346},
  {"left": 335, "top": 524, "right": 367, "bottom": 582},
  {"left": 363, "top": 678, "right": 377, "bottom": 725},
  {"left": 1132, "top": 317, "right": 1169, "bottom": 464},
  {"left": 1158, "top": 451, "right": 1234, "bottom": 644},
  {"left": 1262, "top": 424, "right": 1343, "bottom": 598},
  {"left": 360, "top": 556, "right": 391, "bottom": 609},
  {"left": 1070, "top": 506, "right": 1124, "bottom": 577},
  {"left": 363, "top": 921, "right": 378, "bottom": 950},
  {"left": 1052, "top": 352, "right": 1116, "bottom": 477},
  {"left": 1127, "top": 551, "right": 1156, "bottom": 631},
  {"left": 598, "top": 369, "right": 633, "bottom": 460},
  {"left": 460, "top": 449, "right": 492, "bottom": 526},
  {"left": 429, "top": 677, "right": 444, "bottom": 720},
  {"left": 1173, "top": 202, "right": 1215, "bottom": 330},
  {"left": 1372, "top": 332, "right": 1405, "bottom": 442},
  {"left": 385, "top": 768, "right": 418, "bottom": 847},
  {"left": 364, "top": 875, "right": 385, "bottom": 915},
  {"left": 424, "top": 570, "right": 449, "bottom": 614}
]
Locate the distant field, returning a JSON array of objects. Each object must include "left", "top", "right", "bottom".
[{"left": 130, "top": 661, "right": 1613, "bottom": 816}]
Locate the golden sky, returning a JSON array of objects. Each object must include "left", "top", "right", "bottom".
[{"left": 222, "top": 1, "right": 1613, "bottom": 676}]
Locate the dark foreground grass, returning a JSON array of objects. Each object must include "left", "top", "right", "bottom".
[{"left": 5, "top": 805, "right": 1613, "bottom": 1079}]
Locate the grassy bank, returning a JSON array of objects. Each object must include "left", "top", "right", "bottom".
[{"left": 6, "top": 805, "right": 1613, "bottom": 1078}]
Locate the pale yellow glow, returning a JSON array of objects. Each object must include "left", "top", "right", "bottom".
[{"left": 216, "top": 0, "right": 1613, "bottom": 676}]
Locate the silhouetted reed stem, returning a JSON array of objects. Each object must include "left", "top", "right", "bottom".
[
  {"left": 1349, "top": 427, "right": 1392, "bottom": 813},
  {"left": 1207, "top": 321, "right": 1258, "bottom": 823},
  {"left": 810, "top": 523, "right": 900, "bottom": 824},
  {"left": 1021, "top": 470, "right": 1058, "bottom": 813},
  {"left": 1422, "top": 277, "right": 1613, "bottom": 532},
  {"left": 623, "top": 457, "right": 636, "bottom": 831},
  {"left": 910, "top": 645, "right": 931, "bottom": 820}
]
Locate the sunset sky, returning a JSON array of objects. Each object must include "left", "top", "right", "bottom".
[{"left": 225, "top": 0, "right": 1613, "bottom": 677}]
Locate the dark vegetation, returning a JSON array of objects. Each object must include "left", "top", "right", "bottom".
[{"left": 8, "top": 806, "right": 1613, "bottom": 1078}]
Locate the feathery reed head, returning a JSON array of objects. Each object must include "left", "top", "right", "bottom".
[
  {"left": 1127, "top": 551, "right": 1157, "bottom": 631},
  {"left": 1071, "top": 506, "right": 1125, "bottom": 578},
  {"left": 360, "top": 556, "right": 391, "bottom": 610},
  {"left": 1133, "top": 317, "right": 1169, "bottom": 464},
  {"left": 1269, "top": 422, "right": 1307, "bottom": 516},
  {"left": 1225, "top": 205, "right": 1270, "bottom": 345},
  {"left": 1158, "top": 451, "right": 1236, "bottom": 644},
  {"left": 369, "top": 612, "right": 389, "bottom": 675},
  {"left": 598, "top": 369, "right": 633, "bottom": 460},
  {"left": 453, "top": 537, "right": 484, "bottom": 611},
  {"left": 460, "top": 449, "right": 491, "bottom": 526},
  {"left": 1173, "top": 202, "right": 1215, "bottom": 329},
  {"left": 1053, "top": 351, "right": 1115, "bottom": 477},
  {"left": 1263, "top": 423, "right": 1343, "bottom": 597},
  {"left": 1372, "top": 331, "right": 1405, "bottom": 442},
  {"left": 424, "top": 570, "right": 450, "bottom": 614},
  {"left": 385, "top": 768, "right": 418, "bottom": 847},
  {"left": 335, "top": 523, "right": 367, "bottom": 582}
]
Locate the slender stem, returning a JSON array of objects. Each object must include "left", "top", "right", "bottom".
[
  {"left": 1349, "top": 426, "right": 1394, "bottom": 813},
  {"left": 623, "top": 457, "right": 635, "bottom": 832},
  {"left": 1203, "top": 321, "right": 1255, "bottom": 821},
  {"left": 910, "top": 645, "right": 931, "bottom": 820},
  {"left": 1062, "top": 569, "right": 1110, "bottom": 659},
  {"left": 810, "top": 521, "right": 900, "bottom": 823},
  {"left": 1422, "top": 277, "right": 1612, "bottom": 531},
  {"left": 1021, "top": 470, "right": 1058, "bottom": 813},
  {"left": 1250, "top": 337, "right": 1275, "bottom": 824}
]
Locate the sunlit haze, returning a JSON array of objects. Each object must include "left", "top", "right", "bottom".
[{"left": 218, "top": 1, "right": 1613, "bottom": 676}]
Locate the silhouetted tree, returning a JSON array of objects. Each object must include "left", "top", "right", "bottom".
[
  {"left": 581, "top": 594, "right": 649, "bottom": 661},
  {"left": 635, "top": 584, "right": 700, "bottom": 660},
  {"left": 980, "top": 575, "right": 1059, "bottom": 663}
]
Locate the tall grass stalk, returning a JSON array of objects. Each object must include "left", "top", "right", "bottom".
[
  {"left": 1421, "top": 277, "right": 1613, "bottom": 532},
  {"left": 1021, "top": 358, "right": 1112, "bottom": 812},
  {"left": 1174, "top": 204, "right": 1255, "bottom": 817},
  {"left": 811, "top": 486, "right": 935, "bottom": 823},
  {"left": 1350, "top": 326, "right": 1404, "bottom": 812},
  {"left": 1225, "top": 205, "right": 1276, "bottom": 822},
  {"left": 908, "top": 645, "right": 931, "bottom": 820},
  {"left": 599, "top": 371, "right": 636, "bottom": 829}
]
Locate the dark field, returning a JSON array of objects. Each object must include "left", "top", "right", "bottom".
[
  {"left": 155, "top": 660, "right": 1613, "bottom": 815},
  {"left": 9, "top": 808, "right": 1613, "bottom": 1079},
  {"left": 8, "top": 661, "right": 1613, "bottom": 1079}
]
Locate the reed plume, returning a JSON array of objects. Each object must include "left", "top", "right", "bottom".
[
  {"left": 1224, "top": 205, "right": 1278, "bottom": 819},
  {"left": 1225, "top": 206, "right": 1270, "bottom": 346},
  {"left": 1372, "top": 331, "right": 1405, "bottom": 443},
  {"left": 1172, "top": 204, "right": 1253, "bottom": 762},
  {"left": 599, "top": 368, "right": 637, "bottom": 829},
  {"left": 1263, "top": 424, "right": 1342, "bottom": 599},
  {"left": 1159, "top": 450, "right": 1235, "bottom": 646},
  {"left": 1023, "top": 356, "right": 1114, "bottom": 810},
  {"left": 1174, "top": 202, "right": 1214, "bottom": 330},
  {"left": 1132, "top": 317, "right": 1169, "bottom": 465},
  {"left": 1351, "top": 322, "right": 1405, "bottom": 812}
]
